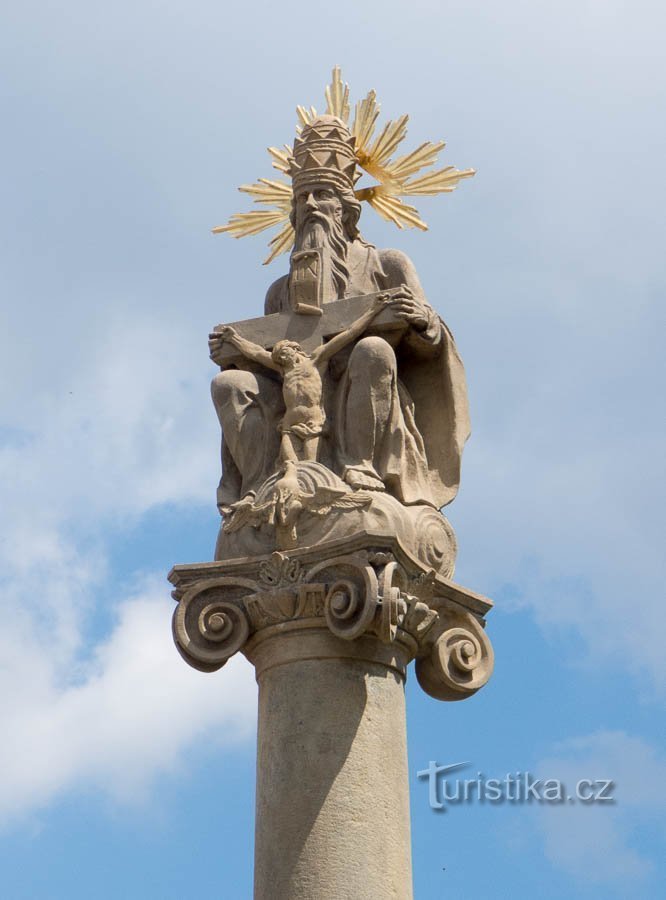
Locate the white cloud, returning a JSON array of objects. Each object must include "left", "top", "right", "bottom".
[
  {"left": 451, "top": 278, "right": 665, "bottom": 691},
  {"left": 0, "top": 567, "right": 256, "bottom": 826},
  {"left": 531, "top": 731, "right": 666, "bottom": 884},
  {"left": 455, "top": 424, "right": 666, "bottom": 692},
  {"left": 0, "top": 321, "right": 256, "bottom": 827},
  {"left": 0, "top": 310, "right": 218, "bottom": 523}
]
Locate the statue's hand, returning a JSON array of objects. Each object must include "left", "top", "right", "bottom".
[
  {"left": 208, "top": 326, "right": 238, "bottom": 365},
  {"left": 371, "top": 292, "right": 394, "bottom": 313},
  {"left": 389, "top": 285, "right": 430, "bottom": 332},
  {"left": 217, "top": 325, "right": 238, "bottom": 341}
]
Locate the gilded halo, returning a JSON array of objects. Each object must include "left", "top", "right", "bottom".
[{"left": 213, "top": 67, "right": 475, "bottom": 264}]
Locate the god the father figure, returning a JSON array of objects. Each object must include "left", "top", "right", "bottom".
[{"left": 209, "top": 116, "right": 470, "bottom": 516}]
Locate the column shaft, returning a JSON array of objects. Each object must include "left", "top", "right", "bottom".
[{"left": 249, "top": 628, "right": 414, "bottom": 900}]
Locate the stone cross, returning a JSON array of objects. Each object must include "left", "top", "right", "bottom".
[{"left": 211, "top": 287, "right": 407, "bottom": 367}]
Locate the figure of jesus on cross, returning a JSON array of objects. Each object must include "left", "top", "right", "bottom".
[{"left": 210, "top": 292, "right": 392, "bottom": 465}]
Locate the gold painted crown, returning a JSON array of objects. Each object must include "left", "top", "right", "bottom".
[{"left": 213, "top": 68, "right": 475, "bottom": 264}]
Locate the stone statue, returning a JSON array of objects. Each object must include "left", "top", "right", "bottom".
[
  {"left": 208, "top": 114, "right": 472, "bottom": 575},
  {"left": 169, "top": 69, "right": 494, "bottom": 900}
]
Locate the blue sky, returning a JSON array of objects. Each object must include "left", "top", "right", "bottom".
[{"left": 1, "top": 1, "right": 664, "bottom": 897}]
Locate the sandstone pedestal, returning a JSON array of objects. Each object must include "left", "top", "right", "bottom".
[{"left": 169, "top": 535, "right": 493, "bottom": 899}]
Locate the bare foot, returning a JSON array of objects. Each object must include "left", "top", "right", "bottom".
[{"left": 343, "top": 466, "right": 385, "bottom": 492}]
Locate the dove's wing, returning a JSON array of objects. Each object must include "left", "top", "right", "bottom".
[
  {"left": 311, "top": 486, "right": 347, "bottom": 503},
  {"left": 306, "top": 487, "right": 373, "bottom": 516},
  {"left": 223, "top": 506, "right": 253, "bottom": 533},
  {"left": 302, "top": 487, "right": 345, "bottom": 515},
  {"left": 223, "top": 497, "right": 275, "bottom": 533},
  {"left": 330, "top": 491, "right": 373, "bottom": 509}
]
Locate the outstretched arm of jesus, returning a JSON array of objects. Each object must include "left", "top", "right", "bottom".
[
  {"left": 312, "top": 293, "right": 391, "bottom": 367},
  {"left": 209, "top": 326, "right": 280, "bottom": 372}
]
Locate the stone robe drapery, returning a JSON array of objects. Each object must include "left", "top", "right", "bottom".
[{"left": 259, "top": 240, "right": 471, "bottom": 509}]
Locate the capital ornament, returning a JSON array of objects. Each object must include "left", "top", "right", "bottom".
[{"left": 170, "top": 536, "right": 493, "bottom": 700}]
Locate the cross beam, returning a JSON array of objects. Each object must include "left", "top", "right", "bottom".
[{"left": 211, "top": 288, "right": 407, "bottom": 368}]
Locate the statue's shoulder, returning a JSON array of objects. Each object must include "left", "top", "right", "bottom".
[
  {"left": 264, "top": 273, "right": 289, "bottom": 315},
  {"left": 375, "top": 247, "right": 420, "bottom": 288}
]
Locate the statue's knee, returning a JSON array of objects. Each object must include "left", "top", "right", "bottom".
[
  {"left": 349, "top": 336, "right": 396, "bottom": 379},
  {"left": 211, "top": 369, "right": 233, "bottom": 404},
  {"left": 211, "top": 369, "right": 256, "bottom": 405}
]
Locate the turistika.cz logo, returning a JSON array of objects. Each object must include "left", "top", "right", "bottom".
[{"left": 417, "top": 762, "right": 615, "bottom": 811}]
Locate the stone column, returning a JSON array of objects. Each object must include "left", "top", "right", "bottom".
[
  {"left": 169, "top": 539, "right": 494, "bottom": 900},
  {"left": 248, "top": 626, "right": 413, "bottom": 900}
]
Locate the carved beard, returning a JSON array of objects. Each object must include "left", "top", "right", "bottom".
[{"left": 293, "top": 212, "right": 351, "bottom": 299}]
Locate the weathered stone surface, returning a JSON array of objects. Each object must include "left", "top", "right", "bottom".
[{"left": 252, "top": 645, "right": 413, "bottom": 899}]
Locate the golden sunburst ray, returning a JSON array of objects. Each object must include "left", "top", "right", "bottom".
[
  {"left": 374, "top": 196, "right": 428, "bottom": 230},
  {"left": 355, "top": 186, "right": 428, "bottom": 230},
  {"left": 398, "top": 166, "right": 476, "bottom": 196},
  {"left": 364, "top": 115, "right": 409, "bottom": 169},
  {"left": 212, "top": 208, "right": 288, "bottom": 238},
  {"left": 264, "top": 220, "right": 295, "bottom": 265},
  {"left": 296, "top": 105, "right": 317, "bottom": 131},
  {"left": 268, "top": 145, "right": 293, "bottom": 175},
  {"left": 351, "top": 89, "right": 380, "bottom": 158},
  {"left": 325, "top": 66, "right": 350, "bottom": 123},
  {"left": 214, "top": 68, "right": 474, "bottom": 261},
  {"left": 384, "top": 141, "right": 446, "bottom": 181},
  {"left": 239, "top": 178, "right": 293, "bottom": 209}
]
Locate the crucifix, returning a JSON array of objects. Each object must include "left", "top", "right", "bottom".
[{"left": 210, "top": 287, "right": 407, "bottom": 369}]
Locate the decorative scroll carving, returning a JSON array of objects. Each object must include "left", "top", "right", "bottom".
[
  {"left": 410, "top": 508, "right": 457, "bottom": 579},
  {"left": 415, "top": 611, "right": 494, "bottom": 701},
  {"left": 169, "top": 536, "right": 494, "bottom": 700},
  {"left": 376, "top": 560, "right": 405, "bottom": 643},
  {"left": 173, "top": 578, "right": 254, "bottom": 673},
  {"left": 324, "top": 579, "right": 376, "bottom": 640},
  {"left": 309, "top": 552, "right": 378, "bottom": 641}
]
